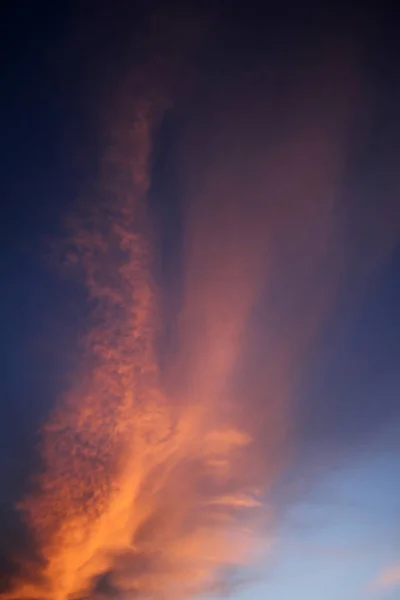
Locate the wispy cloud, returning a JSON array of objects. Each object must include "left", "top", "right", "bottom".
[
  {"left": 3, "top": 7, "right": 399, "bottom": 600},
  {"left": 372, "top": 562, "right": 400, "bottom": 591}
]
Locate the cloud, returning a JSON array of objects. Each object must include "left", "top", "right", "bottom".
[
  {"left": 372, "top": 562, "right": 400, "bottom": 591},
  {"left": 3, "top": 7, "right": 397, "bottom": 600}
]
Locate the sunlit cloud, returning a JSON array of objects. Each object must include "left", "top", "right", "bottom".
[{"left": 3, "top": 8, "right": 398, "bottom": 600}]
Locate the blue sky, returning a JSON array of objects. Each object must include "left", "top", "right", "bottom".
[{"left": 211, "top": 443, "right": 400, "bottom": 600}]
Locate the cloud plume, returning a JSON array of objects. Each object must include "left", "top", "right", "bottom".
[{"left": 2, "top": 11, "right": 385, "bottom": 600}]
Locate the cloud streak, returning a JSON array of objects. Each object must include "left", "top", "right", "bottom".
[{"left": 2, "top": 10, "right": 392, "bottom": 600}]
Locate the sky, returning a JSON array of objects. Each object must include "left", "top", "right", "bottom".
[{"left": 0, "top": 2, "right": 400, "bottom": 599}]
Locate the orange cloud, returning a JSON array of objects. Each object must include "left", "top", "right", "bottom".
[{"left": 2, "top": 18, "right": 377, "bottom": 600}]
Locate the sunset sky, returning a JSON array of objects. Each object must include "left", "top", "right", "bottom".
[{"left": 1, "top": 2, "right": 399, "bottom": 599}]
